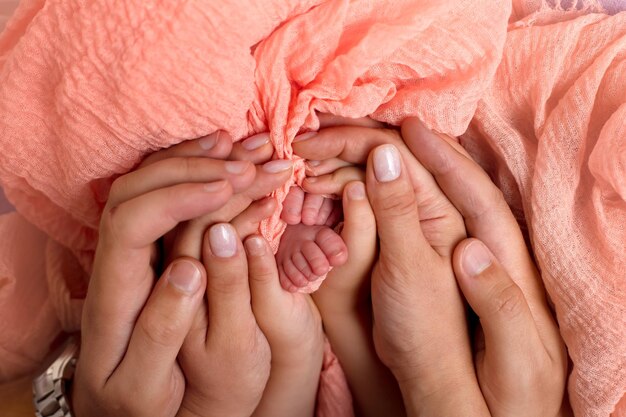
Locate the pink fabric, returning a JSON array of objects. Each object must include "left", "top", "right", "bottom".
[{"left": 0, "top": 0, "right": 624, "bottom": 416}]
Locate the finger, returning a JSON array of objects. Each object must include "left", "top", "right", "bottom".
[
  {"left": 305, "top": 158, "right": 353, "bottom": 177},
  {"left": 302, "top": 166, "right": 365, "bottom": 196},
  {"left": 365, "top": 144, "right": 431, "bottom": 260},
  {"left": 293, "top": 126, "right": 403, "bottom": 163},
  {"left": 244, "top": 235, "right": 290, "bottom": 322},
  {"left": 452, "top": 239, "right": 545, "bottom": 372},
  {"left": 203, "top": 223, "right": 253, "bottom": 336},
  {"left": 101, "top": 181, "right": 234, "bottom": 249},
  {"left": 317, "top": 113, "right": 386, "bottom": 129},
  {"left": 108, "top": 157, "right": 255, "bottom": 207},
  {"left": 140, "top": 131, "right": 234, "bottom": 167},
  {"left": 293, "top": 125, "right": 450, "bottom": 215},
  {"left": 281, "top": 186, "right": 305, "bottom": 225},
  {"left": 170, "top": 160, "right": 293, "bottom": 260},
  {"left": 231, "top": 197, "right": 278, "bottom": 239},
  {"left": 229, "top": 132, "right": 274, "bottom": 164},
  {"left": 115, "top": 258, "right": 206, "bottom": 390},
  {"left": 401, "top": 117, "right": 527, "bottom": 270},
  {"left": 315, "top": 182, "right": 377, "bottom": 311},
  {"left": 81, "top": 180, "right": 234, "bottom": 377},
  {"left": 401, "top": 118, "right": 551, "bottom": 320}
]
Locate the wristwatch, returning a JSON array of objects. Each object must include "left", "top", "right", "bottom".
[{"left": 32, "top": 335, "right": 79, "bottom": 417}]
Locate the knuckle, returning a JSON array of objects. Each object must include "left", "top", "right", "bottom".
[
  {"left": 101, "top": 204, "right": 130, "bottom": 246},
  {"left": 108, "top": 176, "right": 130, "bottom": 203},
  {"left": 375, "top": 189, "right": 417, "bottom": 217},
  {"left": 489, "top": 282, "right": 525, "bottom": 319},
  {"left": 139, "top": 313, "right": 181, "bottom": 349}
]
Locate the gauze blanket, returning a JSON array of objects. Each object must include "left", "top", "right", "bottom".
[{"left": 0, "top": 0, "right": 624, "bottom": 416}]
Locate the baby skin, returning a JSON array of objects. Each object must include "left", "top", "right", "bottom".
[{"left": 277, "top": 186, "right": 349, "bottom": 291}]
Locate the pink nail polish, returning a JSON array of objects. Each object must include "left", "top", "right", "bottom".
[
  {"left": 263, "top": 160, "right": 293, "bottom": 173},
  {"left": 242, "top": 133, "right": 270, "bottom": 150},
  {"left": 199, "top": 135, "right": 217, "bottom": 150},
  {"left": 293, "top": 131, "right": 316, "bottom": 142},
  {"left": 245, "top": 236, "right": 266, "bottom": 256},
  {"left": 225, "top": 161, "right": 250, "bottom": 174},
  {"left": 462, "top": 241, "right": 492, "bottom": 276},
  {"left": 168, "top": 260, "right": 201, "bottom": 294},
  {"left": 209, "top": 223, "right": 238, "bottom": 258},
  {"left": 347, "top": 182, "right": 366, "bottom": 200},
  {"left": 203, "top": 180, "right": 228, "bottom": 192},
  {"left": 373, "top": 145, "right": 401, "bottom": 182}
]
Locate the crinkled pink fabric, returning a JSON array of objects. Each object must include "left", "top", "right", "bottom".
[{"left": 0, "top": 0, "right": 624, "bottom": 415}]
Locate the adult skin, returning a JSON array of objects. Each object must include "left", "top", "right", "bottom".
[
  {"left": 293, "top": 118, "right": 568, "bottom": 417},
  {"left": 73, "top": 131, "right": 293, "bottom": 417}
]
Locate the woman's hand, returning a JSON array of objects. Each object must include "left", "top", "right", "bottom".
[
  {"left": 402, "top": 119, "right": 569, "bottom": 417},
  {"left": 294, "top": 123, "right": 487, "bottom": 416},
  {"left": 74, "top": 131, "right": 263, "bottom": 417},
  {"left": 175, "top": 223, "right": 273, "bottom": 417}
]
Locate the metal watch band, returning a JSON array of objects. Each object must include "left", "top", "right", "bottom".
[{"left": 32, "top": 336, "right": 79, "bottom": 417}]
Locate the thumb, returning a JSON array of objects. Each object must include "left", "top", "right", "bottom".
[
  {"left": 453, "top": 239, "right": 544, "bottom": 369},
  {"left": 244, "top": 235, "right": 287, "bottom": 316},
  {"left": 117, "top": 258, "right": 206, "bottom": 387},
  {"left": 365, "top": 144, "right": 432, "bottom": 268}
]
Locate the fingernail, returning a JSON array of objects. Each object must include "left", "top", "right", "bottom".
[
  {"left": 199, "top": 134, "right": 218, "bottom": 150},
  {"left": 463, "top": 241, "right": 492, "bottom": 277},
  {"left": 307, "top": 160, "right": 322, "bottom": 167},
  {"left": 245, "top": 236, "right": 267, "bottom": 256},
  {"left": 242, "top": 132, "right": 270, "bottom": 150},
  {"left": 263, "top": 160, "right": 293, "bottom": 173},
  {"left": 294, "top": 131, "right": 316, "bottom": 142},
  {"left": 306, "top": 177, "right": 319, "bottom": 184},
  {"left": 203, "top": 180, "right": 228, "bottom": 192},
  {"left": 209, "top": 223, "right": 238, "bottom": 257},
  {"left": 373, "top": 144, "right": 401, "bottom": 182},
  {"left": 168, "top": 260, "right": 202, "bottom": 294},
  {"left": 225, "top": 160, "right": 250, "bottom": 174},
  {"left": 347, "top": 182, "right": 366, "bottom": 200}
]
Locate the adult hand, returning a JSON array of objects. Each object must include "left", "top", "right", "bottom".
[
  {"left": 74, "top": 131, "right": 264, "bottom": 417},
  {"left": 294, "top": 124, "right": 488, "bottom": 416},
  {"left": 175, "top": 223, "right": 275, "bottom": 417},
  {"left": 402, "top": 118, "right": 569, "bottom": 417}
]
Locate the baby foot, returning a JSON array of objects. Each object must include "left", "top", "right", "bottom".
[
  {"left": 276, "top": 223, "right": 348, "bottom": 291},
  {"left": 281, "top": 186, "right": 341, "bottom": 226}
]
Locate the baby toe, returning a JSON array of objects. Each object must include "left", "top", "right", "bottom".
[
  {"left": 292, "top": 251, "right": 317, "bottom": 281},
  {"left": 281, "top": 186, "right": 305, "bottom": 225},
  {"left": 283, "top": 258, "right": 310, "bottom": 288},
  {"left": 301, "top": 194, "right": 325, "bottom": 226},
  {"left": 315, "top": 227, "right": 348, "bottom": 267},
  {"left": 301, "top": 240, "right": 330, "bottom": 277}
]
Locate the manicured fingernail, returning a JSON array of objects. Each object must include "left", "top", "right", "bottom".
[
  {"left": 347, "top": 182, "right": 366, "bottom": 200},
  {"left": 168, "top": 260, "right": 202, "bottom": 294},
  {"left": 307, "top": 160, "right": 322, "bottom": 167},
  {"left": 203, "top": 180, "right": 228, "bottom": 192},
  {"left": 225, "top": 160, "right": 250, "bottom": 174},
  {"left": 199, "top": 134, "right": 218, "bottom": 150},
  {"left": 463, "top": 241, "right": 492, "bottom": 277},
  {"left": 373, "top": 144, "right": 401, "bottom": 182},
  {"left": 242, "top": 132, "right": 270, "bottom": 150},
  {"left": 263, "top": 160, "right": 293, "bottom": 173},
  {"left": 294, "top": 131, "right": 316, "bottom": 142},
  {"left": 209, "top": 223, "right": 238, "bottom": 257},
  {"left": 245, "top": 236, "right": 267, "bottom": 256}
]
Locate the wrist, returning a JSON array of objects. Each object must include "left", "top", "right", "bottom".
[
  {"left": 271, "top": 333, "right": 324, "bottom": 370},
  {"left": 394, "top": 365, "right": 489, "bottom": 417}
]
